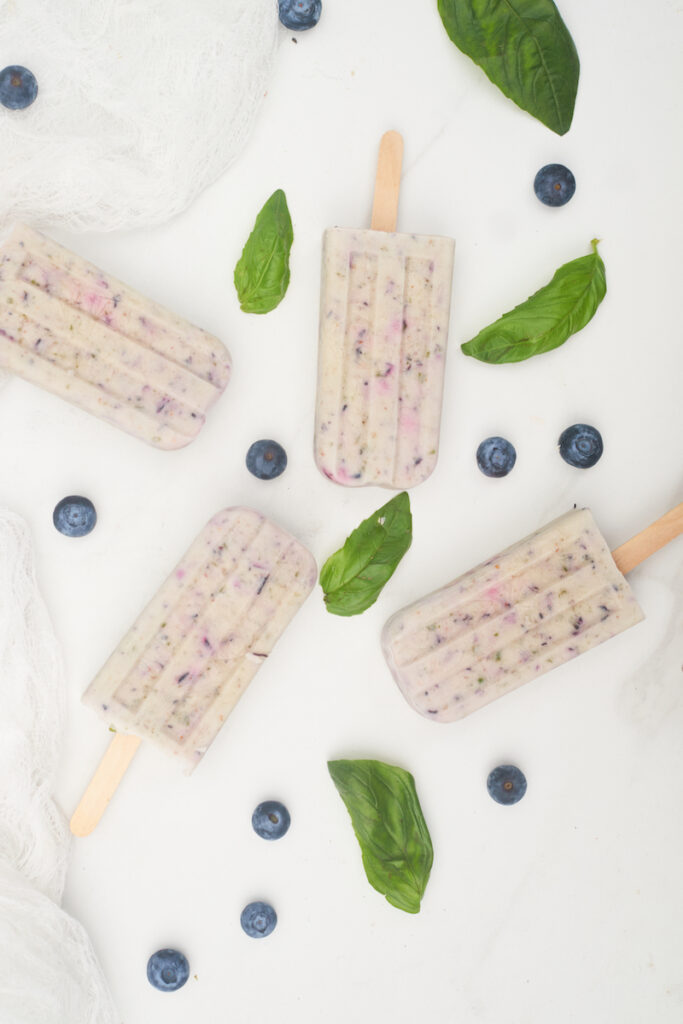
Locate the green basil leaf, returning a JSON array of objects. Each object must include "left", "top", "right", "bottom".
[
  {"left": 320, "top": 492, "right": 412, "bottom": 616},
  {"left": 234, "top": 189, "right": 293, "bottom": 314},
  {"left": 438, "top": 0, "right": 580, "bottom": 136},
  {"left": 328, "top": 759, "right": 433, "bottom": 914},
  {"left": 461, "top": 239, "right": 606, "bottom": 364}
]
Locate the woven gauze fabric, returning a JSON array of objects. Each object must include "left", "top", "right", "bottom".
[
  {"left": 0, "top": 0, "right": 279, "bottom": 232},
  {"left": 0, "top": 509, "right": 117, "bottom": 1024}
]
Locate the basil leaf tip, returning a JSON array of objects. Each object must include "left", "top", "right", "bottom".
[
  {"left": 328, "top": 758, "right": 433, "bottom": 914},
  {"left": 234, "top": 188, "right": 293, "bottom": 314},
  {"left": 320, "top": 491, "right": 412, "bottom": 616},
  {"left": 438, "top": 0, "right": 580, "bottom": 136},
  {"left": 461, "top": 239, "right": 606, "bottom": 365}
]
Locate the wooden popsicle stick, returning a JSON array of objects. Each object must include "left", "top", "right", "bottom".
[
  {"left": 612, "top": 501, "right": 683, "bottom": 575},
  {"left": 70, "top": 733, "right": 142, "bottom": 837},
  {"left": 370, "top": 130, "right": 404, "bottom": 232}
]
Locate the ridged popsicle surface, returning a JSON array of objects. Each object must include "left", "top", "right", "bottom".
[
  {"left": 83, "top": 508, "right": 317, "bottom": 771},
  {"left": 382, "top": 509, "right": 644, "bottom": 722},
  {"left": 315, "top": 228, "right": 454, "bottom": 489},
  {"left": 0, "top": 224, "right": 231, "bottom": 448}
]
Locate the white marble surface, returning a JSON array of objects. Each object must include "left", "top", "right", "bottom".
[{"left": 0, "top": 1, "right": 681, "bottom": 1021}]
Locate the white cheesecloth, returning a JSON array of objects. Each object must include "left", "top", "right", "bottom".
[
  {"left": 0, "top": 509, "right": 118, "bottom": 1024},
  {"left": 0, "top": 0, "right": 279, "bottom": 232}
]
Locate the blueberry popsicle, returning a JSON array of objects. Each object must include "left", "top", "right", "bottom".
[
  {"left": 72, "top": 508, "right": 317, "bottom": 835},
  {"left": 382, "top": 505, "right": 683, "bottom": 722},
  {"left": 315, "top": 132, "right": 454, "bottom": 489},
  {"left": 0, "top": 224, "right": 230, "bottom": 448}
]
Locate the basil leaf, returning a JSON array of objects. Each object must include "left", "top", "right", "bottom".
[
  {"left": 328, "top": 759, "right": 433, "bottom": 914},
  {"left": 438, "top": 0, "right": 580, "bottom": 136},
  {"left": 461, "top": 239, "right": 606, "bottom": 364},
  {"left": 234, "top": 189, "right": 293, "bottom": 314},
  {"left": 320, "top": 492, "right": 412, "bottom": 616}
]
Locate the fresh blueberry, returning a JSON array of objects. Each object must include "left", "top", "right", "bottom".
[
  {"left": 0, "top": 66, "right": 38, "bottom": 110},
  {"left": 278, "top": 0, "right": 322, "bottom": 31},
  {"left": 487, "top": 765, "right": 527, "bottom": 806},
  {"left": 53, "top": 496, "right": 97, "bottom": 537},
  {"left": 534, "top": 164, "right": 576, "bottom": 207},
  {"left": 252, "top": 800, "right": 291, "bottom": 840},
  {"left": 146, "top": 949, "right": 190, "bottom": 992},
  {"left": 476, "top": 436, "right": 516, "bottom": 478},
  {"left": 241, "top": 901, "right": 277, "bottom": 938},
  {"left": 558, "top": 423, "right": 603, "bottom": 468},
  {"left": 246, "top": 439, "right": 287, "bottom": 480}
]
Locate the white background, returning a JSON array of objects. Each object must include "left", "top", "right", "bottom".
[{"left": 1, "top": 1, "right": 682, "bottom": 1021}]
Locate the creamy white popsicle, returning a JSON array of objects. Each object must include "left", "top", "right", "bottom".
[
  {"left": 315, "top": 227, "right": 454, "bottom": 489},
  {"left": 0, "top": 223, "right": 230, "bottom": 448},
  {"left": 82, "top": 507, "right": 317, "bottom": 771},
  {"left": 314, "top": 132, "right": 455, "bottom": 490},
  {"left": 382, "top": 509, "right": 644, "bottom": 722}
]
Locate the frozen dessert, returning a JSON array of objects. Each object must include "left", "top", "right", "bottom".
[
  {"left": 0, "top": 223, "right": 230, "bottom": 448},
  {"left": 315, "top": 229, "right": 454, "bottom": 489},
  {"left": 82, "top": 507, "right": 317, "bottom": 771},
  {"left": 382, "top": 508, "right": 644, "bottom": 721},
  {"left": 314, "top": 132, "right": 454, "bottom": 489}
]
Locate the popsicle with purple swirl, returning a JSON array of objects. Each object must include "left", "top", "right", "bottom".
[
  {"left": 314, "top": 131, "right": 454, "bottom": 489},
  {"left": 382, "top": 509, "right": 647, "bottom": 722},
  {"left": 0, "top": 223, "right": 230, "bottom": 448},
  {"left": 72, "top": 508, "right": 316, "bottom": 835}
]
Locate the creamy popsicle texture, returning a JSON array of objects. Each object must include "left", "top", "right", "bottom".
[
  {"left": 315, "top": 228, "right": 454, "bottom": 489},
  {"left": 82, "top": 508, "right": 317, "bottom": 771},
  {"left": 382, "top": 509, "right": 644, "bottom": 722},
  {"left": 0, "top": 223, "right": 230, "bottom": 448}
]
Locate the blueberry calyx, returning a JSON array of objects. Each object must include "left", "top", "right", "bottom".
[
  {"left": 487, "top": 765, "right": 527, "bottom": 805},
  {"left": 146, "top": 949, "right": 190, "bottom": 992},
  {"left": 241, "top": 901, "right": 277, "bottom": 938},
  {"left": 476, "top": 436, "right": 517, "bottom": 478},
  {"left": 53, "top": 496, "right": 97, "bottom": 537},
  {"left": 534, "top": 164, "right": 576, "bottom": 207},
  {"left": 558, "top": 423, "right": 603, "bottom": 468},
  {"left": 0, "top": 66, "right": 38, "bottom": 110},
  {"left": 252, "top": 800, "right": 291, "bottom": 840},
  {"left": 278, "top": 0, "right": 322, "bottom": 31},
  {"left": 246, "top": 439, "right": 287, "bottom": 480}
]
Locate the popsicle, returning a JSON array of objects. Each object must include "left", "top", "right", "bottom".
[
  {"left": 314, "top": 131, "right": 455, "bottom": 489},
  {"left": 71, "top": 507, "right": 317, "bottom": 835},
  {"left": 382, "top": 504, "right": 683, "bottom": 722},
  {"left": 0, "top": 223, "right": 230, "bottom": 449}
]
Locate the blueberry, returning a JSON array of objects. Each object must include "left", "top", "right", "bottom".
[
  {"left": 487, "top": 765, "right": 527, "bottom": 806},
  {"left": 534, "top": 164, "right": 576, "bottom": 207},
  {"left": 278, "top": 0, "right": 322, "bottom": 31},
  {"left": 252, "top": 800, "right": 291, "bottom": 840},
  {"left": 476, "top": 436, "right": 516, "bottom": 478},
  {"left": 241, "top": 901, "right": 277, "bottom": 938},
  {"left": 246, "top": 439, "right": 287, "bottom": 480},
  {"left": 146, "top": 949, "right": 190, "bottom": 992},
  {"left": 558, "top": 423, "right": 603, "bottom": 468},
  {"left": 0, "top": 66, "right": 38, "bottom": 110},
  {"left": 53, "top": 496, "right": 97, "bottom": 537}
]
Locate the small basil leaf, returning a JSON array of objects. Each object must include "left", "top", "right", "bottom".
[
  {"left": 328, "top": 759, "right": 433, "bottom": 914},
  {"left": 461, "top": 239, "right": 606, "bottom": 364},
  {"left": 234, "top": 189, "right": 293, "bottom": 314},
  {"left": 438, "top": 0, "right": 580, "bottom": 136},
  {"left": 320, "top": 492, "right": 412, "bottom": 616}
]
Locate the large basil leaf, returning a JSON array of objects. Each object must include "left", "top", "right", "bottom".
[
  {"left": 234, "top": 189, "right": 293, "bottom": 314},
  {"left": 461, "top": 239, "right": 606, "bottom": 364},
  {"left": 438, "top": 0, "right": 580, "bottom": 136},
  {"left": 320, "top": 492, "right": 412, "bottom": 616},
  {"left": 328, "top": 759, "right": 433, "bottom": 914}
]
